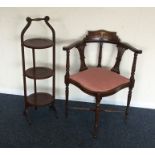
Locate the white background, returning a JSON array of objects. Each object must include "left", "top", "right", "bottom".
[{"left": 0, "top": 7, "right": 154, "bottom": 109}]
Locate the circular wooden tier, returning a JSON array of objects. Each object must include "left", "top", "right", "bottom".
[
  {"left": 27, "top": 92, "right": 53, "bottom": 106},
  {"left": 25, "top": 67, "right": 54, "bottom": 79},
  {"left": 23, "top": 38, "right": 53, "bottom": 49}
]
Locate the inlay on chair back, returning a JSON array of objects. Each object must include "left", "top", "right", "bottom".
[{"left": 84, "top": 29, "right": 120, "bottom": 43}]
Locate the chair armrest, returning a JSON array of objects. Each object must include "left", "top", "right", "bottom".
[
  {"left": 120, "top": 42, "right": 142, "bottom": 54},
  {"left": 63, "top": 40, "right": 83, "bottom": 51}
]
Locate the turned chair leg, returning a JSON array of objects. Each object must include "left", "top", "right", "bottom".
[
  {"left": 125, "top": 87, "right": 133, "bottom": 119},
  {"left": 65, "top": 83, "right": 69, "bottom": 118},
  {"left": 93, "top": 95, "right": 102, "bottom": 138}
]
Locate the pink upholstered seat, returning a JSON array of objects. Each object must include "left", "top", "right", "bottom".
[{"left": 69, "top": 67, "right": 130, "bottom": 94}]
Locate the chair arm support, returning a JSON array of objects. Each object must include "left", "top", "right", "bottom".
[
  {"left": 129, "top": 52, "right": 138, "bottom": 88},
  {"left": 119, "top": 42, "right": 142, "bottom": 54},
  {"left": 63, "top": 40, "right": 83, "bottom": 51},
  {"left": 64, "top": 49, "right": 70, "bottom": 85}
]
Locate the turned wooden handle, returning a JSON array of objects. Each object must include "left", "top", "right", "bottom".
[{"left": 26, "top": 16, "right": 49, "bottom": 22}]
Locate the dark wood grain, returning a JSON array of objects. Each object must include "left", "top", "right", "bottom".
[
  {"left": 25, "top": 67, "right": 54, "bottom": 79},
  {"left": 97, "top": 42, "right": 103, "bottom": 67},
  {"left": 23, "top": 38, "right": 53, "bottom": 49},
  {"left": 76, "top": 43, "right": 88, "bottom": 71},
  {"left": 27, "top": 92, "right": 53, "bottom": 106},
  {"left": 111, "top": 46, "right": 127, "bottom": 74},
  {"left": 84, "top": 29, "right": 120, "bottom": 43}
]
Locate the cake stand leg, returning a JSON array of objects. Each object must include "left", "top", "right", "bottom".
[
  {"left": 49, "top": 102, "right": 59, "bottom": 119},
  {"left": 23, "top": 108, "right": 32, "bottom": 125}
]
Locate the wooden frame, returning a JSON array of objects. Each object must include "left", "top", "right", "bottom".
[
  {"left": 63, "top": 29, "right": 142, "bottom": 138},
  {"left": 21, "top": 16, "right": 57, "bottom": 124}
]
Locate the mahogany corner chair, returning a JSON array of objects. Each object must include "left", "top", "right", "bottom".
[{"left": 63, "top": 29, "right": 142, "bottom": 138}]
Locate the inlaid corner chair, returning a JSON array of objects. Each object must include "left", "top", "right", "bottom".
[{"left": 63, "top": 29, "right": 142, "bottom": 137}]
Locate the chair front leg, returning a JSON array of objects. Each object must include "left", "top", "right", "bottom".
[
  {"left": 93, "top": 95, "right": 102, "bottom": 138},
  {"left": 125, "top": 52, "right": 137, "bottom": 119},
  {"left": 65, "top": 50, "right": 70, "bottom": 118},
  {"left": 125, "top": 86, "right": 133, "bottom": 119}
]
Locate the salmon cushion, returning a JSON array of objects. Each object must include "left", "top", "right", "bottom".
[{"left": 69, "top": 67, "right": 130, "bottom": 93}]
